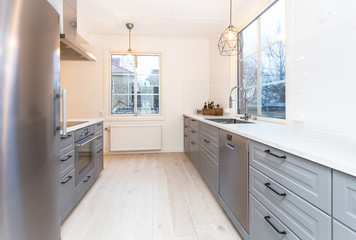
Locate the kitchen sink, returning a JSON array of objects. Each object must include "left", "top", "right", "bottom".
[{"left": 205, "top": 118, "right": 254, "bottom": 124}]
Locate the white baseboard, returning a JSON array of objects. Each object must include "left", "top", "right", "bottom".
[{"left": 104, "top": 148, "right": 184, "bottom": 155}]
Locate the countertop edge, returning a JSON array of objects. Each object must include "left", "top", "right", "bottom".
[
  {"left": 184, "top": 114, "right": 356, "bottom": 177},
  {"left": 61, "top": 119, "right": 104, "bottom": 134}
]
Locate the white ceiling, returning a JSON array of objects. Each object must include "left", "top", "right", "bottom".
[{"left": 77, "top": 0, "right": 238, "bottom": 38}]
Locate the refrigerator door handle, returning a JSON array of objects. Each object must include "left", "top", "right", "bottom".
[{"left": 61, "top": 89, "right": 67, "bottom": 135}]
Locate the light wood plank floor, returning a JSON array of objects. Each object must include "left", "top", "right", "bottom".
[{"left": 61, "top": 153, "right": 242, "bottom": 240}]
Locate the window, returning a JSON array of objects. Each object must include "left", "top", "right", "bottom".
[
  {"left": 238, "top": 0, "right": 285, "bottom": 119},
  {"left": 111, "top": 54, "right": 160, "bottom": 115}
]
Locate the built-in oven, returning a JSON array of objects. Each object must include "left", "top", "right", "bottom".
[{"left": 74, "top": 126, "right": 95, "bottom": 186}]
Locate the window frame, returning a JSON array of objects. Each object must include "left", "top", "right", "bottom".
[
  {"left": 236, "top": 0, "right": 286, "bottom": 122},
  {"left": 109, "top": 52, "right": 162, "bottom": 118}
]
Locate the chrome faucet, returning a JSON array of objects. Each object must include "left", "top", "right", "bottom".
[{"left": 229, "top": 86, "right": 251, "bottom": 121}]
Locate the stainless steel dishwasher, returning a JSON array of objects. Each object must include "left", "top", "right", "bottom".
[{"left": 219, "top": 130, "right": 249, "bottom": 233}]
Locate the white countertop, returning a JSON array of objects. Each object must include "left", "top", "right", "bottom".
[
  {"left": 61, "top": 119, "right": 104, "bottom": 134},
  {"left": 184, "top": 114, "right": 356, "bottom": 177}
]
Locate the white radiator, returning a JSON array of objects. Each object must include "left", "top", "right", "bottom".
[{"left": 110, "top": 125, "right": 162, "bottom": 151}]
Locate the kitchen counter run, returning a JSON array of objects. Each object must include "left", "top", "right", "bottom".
[
  {"left": 60, "top": 119, "right": 104, "bottom": 134},
  {"left": 184, "top": 114, "right": 356, "bottom": 177}
]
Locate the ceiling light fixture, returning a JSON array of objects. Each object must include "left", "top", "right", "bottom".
[
  {"left": 121, "top": 23, "right": 136, "bottom": 71},
  {"left": 218, "top": 0, "right": 243, "bottom": 56},
  {"left": 126, "top": 23, "right": 134, "bottom": 56}
]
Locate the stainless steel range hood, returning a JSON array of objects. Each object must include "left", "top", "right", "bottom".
[{"left": 60, "top": 0, "right": 96, "bottom": 61}]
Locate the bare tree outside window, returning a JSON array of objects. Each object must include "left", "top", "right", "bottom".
[
  {"left": 111, "top": 54, "right": 160, "bottom": 115},
  {"left": 238, "top": 0, "right": 285, "bottom": 119}
]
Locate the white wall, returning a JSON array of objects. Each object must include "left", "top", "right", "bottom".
[
  {"left": 60, "top": 35, "right": 209, "bottom": 153},
  {"left": 209, "top": 0, "right": 356, "bottom": 137}
]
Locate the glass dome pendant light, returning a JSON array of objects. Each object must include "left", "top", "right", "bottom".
[
  {"left": 121, "top": 23, "right": 137, "bottom": 71},
  {"left": 218, "top": 0, "right": 243, "bottom": 56}
]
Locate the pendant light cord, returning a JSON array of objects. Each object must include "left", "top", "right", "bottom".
[
  {"left": 230, "top": 0, "right": 232, "bottom": 27},
  {"left": 129, "top": 28, "right": 131, "bottom": 50}
]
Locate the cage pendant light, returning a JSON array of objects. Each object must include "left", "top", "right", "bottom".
[
  {"left": 121, "top": 23, "right": 137, "bottom": 71},
  {"left": 218, "top": 0, "right": 243, "bottom": 56}
]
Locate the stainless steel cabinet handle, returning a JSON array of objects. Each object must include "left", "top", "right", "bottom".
[
  {"left": 96, "top": 149, "right": 103, "bottom": 154},
  {"left": 264, "top": 149, "right": 286, "bottom": 159},
  {"left": 75, "top": 135, "right": 96, "bottom": 147},
  {"left": 191, "top": 130, "right": 196, "bottom": 133},
  {"left": 61, "top": 176, "right": 72, "bottom": 185},
  {"left": 61, "top": 89, "right": 67, "bottom": 135},
  {"left": 61, "top": 134, "right": 72, "bottom": 140},
  {"left": 191, "top": 119, "right": 196, "bottom": 122},
  {"left": 264, "top": 216, "right": 286, "bottom": 235},
  {"left": 264, "top": 183, "right": 287, "bottom": 197},
  {"left": 203, "top": 139, "right": 210, "bottom": 143},
  {"left": 83, "top": 176, "right": 91, "bottom": 183},
  {"left": 60, "top": 155, "right": 72, "bottom": 162},
  {"left": 184, "top": 134, "right": 188, "bottom": 137},
  {"left": 226, "top": 143, "right": 235, "bottom": 150},
  {"left": 184, "top": 126, "right": 188, "bottom": 128},
  {"left": 191, "top": 141, "right": 196, "bottom": 145}
]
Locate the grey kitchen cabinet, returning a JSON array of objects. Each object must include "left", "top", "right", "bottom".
[
  {"left": 60, "top": 149, "right": 74, "bottom": 179},
  {"left": 333, "top": 219, "right": 356, "bottom": 240},
  {"left": 75, "top": 169, "right": 95, "bottom": 204},
  {"left": 249, "top": 166, "right": 332, "bottom": 240},
  {"left": 60, "top": 169, "right": 75, "bottom": 222},
  {"left": 200, "top": 149, "right": 218, "bottom": 195},
  {"left": 189, "top": 118, "right": 200, "bottom": 132},
  {"left": 95, "top": 147, "right": 103, "bottom": 178},
  {"left": 184, "top": 116, "right": 190, "bottom": 126},
  {"left": 184, "top": 132, "right": 190, "bottom": 154},
  {"left": 249, "top": 194, "right": 299, "bottom": 240},
  {"left": 59, "top": 131, "right": 75, "bottom": 223},
  {"left": 94, "top": 121, "right": 104, "bottom": 179},
  {"left": 249, "top": 140, "right": 332, "bottom": 214},
  {"left": 189, "top": 139, "right": 201, "bottom": 171},
  {"left": 333, "top": 170, "right": 356, "bottom": 231},
  {"left": 200, "top": 122, "right": 219, "bottom": 144},
  {"left": 60, "top": 132, "right": 74, "bottom": 157}
]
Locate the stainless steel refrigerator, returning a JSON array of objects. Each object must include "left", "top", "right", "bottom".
[{"left": 0, "top": 0, "right": 61, "bottom": 239}]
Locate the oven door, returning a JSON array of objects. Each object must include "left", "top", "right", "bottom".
[{"left": 75, "top": 134, "right": 96, "bottom": 186}]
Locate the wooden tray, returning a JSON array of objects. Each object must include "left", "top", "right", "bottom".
[{"left": 202, "top": 108, "right": 223, "bottom": 116}]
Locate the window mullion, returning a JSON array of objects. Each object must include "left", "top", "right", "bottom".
[
  {"left": 134, "top": 56, "right": 138, "bottom": 114},
  {"left": 257, "top": 17, "right": 262, "bottom": 116}
]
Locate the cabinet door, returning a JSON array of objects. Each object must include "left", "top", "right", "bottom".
[
  {"left": 184, "top": 134, "right": 190, "bottom": 154},
  {"left": 60, "top": 169, "right": 75, "bottom": 223},
  {"left": 200, "top": 150, "right": 218, "bottom": 195},
  {"left": 189, "top": 140, "right": 200, "bottom": 171},
  {"left": 95, "top": 148, "right": 103, "bottom": 178},
  {"left": 334, "top": 170, "right": 356, "bottom": 231},
  {"left": 333, "top": 219, "right": 356, "bottom": 240},
  {"left": 249, "top": 140, "right": 331, "bottom": 214},
  {"left": 250, "top": 195, "right": 299, "bottom": 240}
]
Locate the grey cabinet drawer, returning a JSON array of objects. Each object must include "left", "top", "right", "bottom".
[
  {"left": 60, "top": 150, "right": 74, "bottom": 179},
  {"left": 189, "top": 128, "right": 200, "bottom": 142},
  {"left": 60, "top": 169, "right": 75, "bottom": 223},
  {"left": 200, "top": 122, "right": 219, "bottom": 144},
  {"left": 249, "top": 167, "right": 332, "bottom": 240},
  {"left": 95, "top": 122, "right": 103, "bottom": 135},
  {"left": 95, "top": 134, "right": 103, "bottom": 149},
  {"left": 95, "top": 147, "right": 103, "bottom": 178},
  {"left": 200, "top": 135, "right": 218, "bottom": 164},
  {"left": 201, "top": 150, "right": 218, "bottom": 195},
  {"left": 333, "top": 219, "right": 356, "bottom": 240},
  {"left": 189, "top": 118, "right": 200, "bottom": 131},
  {"left": 249, "top": 140, "right": 332, "bottom": 214},
  {"left": 184, "top": 134, "right": 190, "bottom": 154},
  {"left": 249, "top": 194, "right": 299, "bottom": 240},
  {"left": 60, "top": 132, "right": 74, "bottom": 156},
  {"left": 184, "top": 126, "right": 190, "bottom": 136},
  {"left": 184, "top": 116, "right": 190, "bottom": 126},
  {"left": 75, "top": 169, "right": 95, "bottom": 204},
  {"left": 333, "top": 170, "right": 356, "bottom": 231},
  {"left": 189, "top": 140, "right": 200, "bottom": 171}
]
